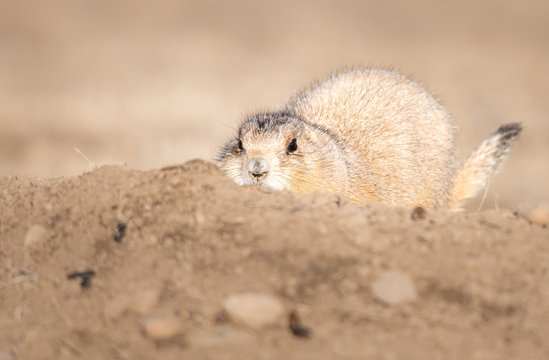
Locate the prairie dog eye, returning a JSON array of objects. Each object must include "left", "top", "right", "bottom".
[
  {"left": 238, "top": 139, "right": 244, "bottom": 151},
  {"left": 288, "top": 138, "right": 298, "bottom": 153}
]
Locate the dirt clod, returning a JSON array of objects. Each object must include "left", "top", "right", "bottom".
[
  {"left": 67, "top": 269, "right": 96, "bottom": 290},
  {"left": 289, "top": 311, "right": 311, "bottom": 338},
  {"left": 516, "top": 199, "right": 549, "bottom": 226},
  {"left": 113, "top": 221, "right": 127, "bottom": 242}
]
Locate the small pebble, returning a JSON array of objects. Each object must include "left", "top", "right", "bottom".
[
  {"left": 289, "top": 311, "right": 311, "bottom": 338},
  {"left": 411, "top": 206, "right": 427, "bottom": 221},
  {"left": 113, "top": 222, "right": 127, "bottom": 243},
  {"left": 223, "top": 292, "right": 284, "bottom": 329},
  {"left": 24, "top": 225, "right": 49, "bottom": 247},
  {"left": 371, "top": 270, "right": 417, "bottom": 305},
  {"left": 142, "top": 317, "right": 184, "bottom": 340},
  {"left": 516, "top": 199, "right": 549, "bottom": 226}
]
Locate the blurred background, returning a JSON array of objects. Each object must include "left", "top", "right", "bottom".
[{"left": 1, "top": 0, "right": 547, "bottom": 209}]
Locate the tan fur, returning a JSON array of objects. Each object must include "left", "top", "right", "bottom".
[{"left": 218, "top": 69, "right": 521, "bottom": 209}]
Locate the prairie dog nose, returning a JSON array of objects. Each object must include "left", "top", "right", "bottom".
[{"left": 247, "top": 158, "right": 270, "bottom": 182}]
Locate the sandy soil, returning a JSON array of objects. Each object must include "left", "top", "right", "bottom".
[
  {"left": 0, "top": 0, "right": 548, "bottom": 209},
  {"left": 1, "top": 160, "right": 548, "bottom": 359},
  {"left": 1, "top": 1, "right": 549, "bottom": 359}
]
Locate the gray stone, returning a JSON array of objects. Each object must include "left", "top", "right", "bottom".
[
  {"left": 371, "top": 270, "right": 417, "bottom": 305},
  {"left": 24, "top": 225, "right": 49, "bottom": 247},
  {"left": 223, "top": 292, "right": 284, "bottom": 329}
]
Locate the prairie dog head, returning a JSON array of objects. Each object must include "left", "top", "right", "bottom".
[{"left": 218, "top": 113, "right": 344, "bottom": 194}]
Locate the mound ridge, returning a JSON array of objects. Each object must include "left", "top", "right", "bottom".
[{"left": 1, "top": 160, "right": 548, "bottom": 359}]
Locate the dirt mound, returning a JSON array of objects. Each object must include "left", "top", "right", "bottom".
[{"left": 1, "top": 160, "right": 548, "bottom": 359}]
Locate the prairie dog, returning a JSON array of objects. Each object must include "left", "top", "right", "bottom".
[{"left": 217, "top": 69, "right": 521, "bottom": 210}]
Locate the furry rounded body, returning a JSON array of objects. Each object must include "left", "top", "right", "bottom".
[{"left": 218, "top": 69, "right": 520, "bottom": 209}]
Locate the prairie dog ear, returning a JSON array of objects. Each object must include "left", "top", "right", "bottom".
[
  {"left": 298, "top": 124, "right": 318, "bottom": 142},
  {"left": 302, "top": 124, "right": 331, "bottom": 145}
]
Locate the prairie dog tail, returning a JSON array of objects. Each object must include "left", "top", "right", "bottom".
[{"left": 447, "top": 123, "right": 522, "bottom": 211}]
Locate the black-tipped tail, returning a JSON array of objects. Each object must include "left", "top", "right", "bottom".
[{"left": 447, "top": 123, "right": 522, "bottom": 210}]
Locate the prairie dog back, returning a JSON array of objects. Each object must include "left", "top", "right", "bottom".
[
  {"left": 218, "top": 69, "right": 520, "bottom": 209},
  {"left": 284, "top": 69, "right": 456, "bottom": 207}
]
